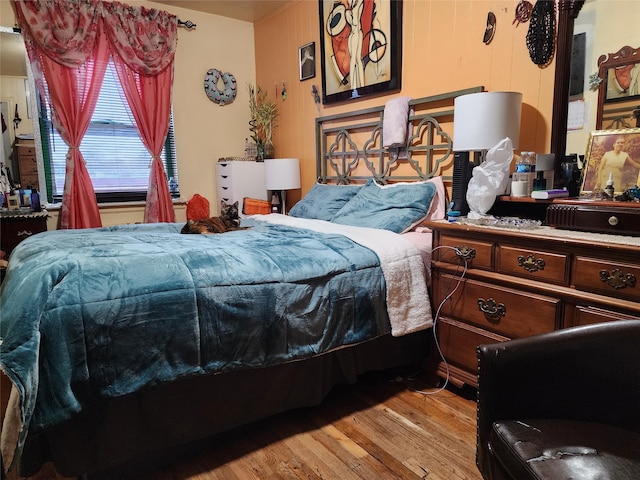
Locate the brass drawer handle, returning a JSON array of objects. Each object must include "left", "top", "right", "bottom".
[
  {"left": 477, "top": 298, "right": 506, "bottom": 323},
  {"left": 518, "top": 254, "right": 545, "bottom": 273},
  {"left": 599, "top": 269, "right": 636, "bottom": 290},
  {"left": 454, "top": 245, "right": 476, "bottom": 260}
]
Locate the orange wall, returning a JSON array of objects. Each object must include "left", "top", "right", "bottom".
[{"left": 255, "top": 0, "right": 556, "bottom": 200}]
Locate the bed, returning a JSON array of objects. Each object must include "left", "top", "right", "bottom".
[{"left": 0, "top": 87, "right": 480, "bottom": 478}]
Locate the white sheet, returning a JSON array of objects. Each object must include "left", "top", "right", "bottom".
[{"left": 254, "top": 214, "right": 433, "bottom": 336}]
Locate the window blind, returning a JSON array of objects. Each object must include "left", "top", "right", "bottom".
[{"left": 39, "top": 59, "right": 179, "bottom": 203}]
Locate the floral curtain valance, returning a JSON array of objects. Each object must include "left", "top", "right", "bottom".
[
  {"left": 11, "top": 0, "right": 178, "bottom": 229},
  {"left": 13, "top": 0, "right": 177, "bottom": 75}
]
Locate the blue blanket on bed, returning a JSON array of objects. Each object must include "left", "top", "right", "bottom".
[{"left": 0, "top": 220, "right": 389, "bottom": 454}]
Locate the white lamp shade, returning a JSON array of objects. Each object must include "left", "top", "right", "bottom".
[
  {"left": 264, "top": 158, "right": 301, "bottom": 190},
  {"left": 453, "top": 92, "right": 522, "bottom": 151}
]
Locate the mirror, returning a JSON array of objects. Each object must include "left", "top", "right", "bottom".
[
  {"left": 562, "top": 0, "right": 640, "bottom": 163},
  {"left": 0, "top": 24, "right": 44, "bottom": 196},
  {"left": 0, "top": 27, "right": 29, "bottom": 185}
]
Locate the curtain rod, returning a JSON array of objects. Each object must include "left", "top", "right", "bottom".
[
  {"left": 1, "top": 21, "right": 194, "bottom": 33},
  {"left": 178, "top": 19, "right": 196, "bottom": 30}
]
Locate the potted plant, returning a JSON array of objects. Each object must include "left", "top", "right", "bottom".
[{"left": 247, "top": 83, "right": 278, "bottom": 161}]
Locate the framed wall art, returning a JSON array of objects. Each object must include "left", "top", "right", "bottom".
[
  {"left": 318, "top": 0, "right": 402, "bottom": 105},
  {"left": 580, "top": 128, "right": 640, "bottom": 195},
  {"left": 604, "top": 60, "right": 640, "bottom": 103},
  {"left": 299, "top": 42, "right": 316, "bottom": 81}
]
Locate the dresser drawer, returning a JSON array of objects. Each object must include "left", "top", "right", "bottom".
[
  {"left": 17, "top": 145, "right": 36, "bottom": 156},
  {"left": 216, "top": 162, "right": 233, "bottom": 175},
  {"left": 436, "top": 234, "right": 493, "bottom": 270},
  {"left": 217, "top": 174, "right": 234, "bottom": 189},
  {"left": 497, "top": 245, "right": 569, "bottom": 285},
  {"left": 217, "top": 185, "right": 233, "bottom": 204},
  {"left": 438, "top": 318, "right": 509, "bottom": 374},
  {"left": 571, "top": 305, "right": 640, "bottom": 326},
  {"left": 20, "top": 155, "right": 38, "bottom": 172},
  {"left": 435, "top": 273, "right": 559, "bottom": 338},
  {"left": 573, "top": 256, "right": 640, "bottom": 302},
  {"left": 20, "top": 175, "right": 39, "bottom": 189}
]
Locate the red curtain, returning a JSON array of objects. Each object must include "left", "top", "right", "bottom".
[
  {"left": 103, "top": 2, "right": 177, "bottom": 223},
  {"left": 14, "top": 0, "right": 107, "bottom": 229},
  {"left": 12, "top": 0, "right": 178, "bottom": 227}
]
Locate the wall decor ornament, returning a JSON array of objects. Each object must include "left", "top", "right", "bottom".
[
  {"left": 318, "top": 0, "right": 402, "bottom": 105},
  {"left": 204, "top": 68, "right": 237, "bottom": 105}
]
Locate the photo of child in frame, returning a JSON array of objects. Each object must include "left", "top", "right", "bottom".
[{"left": 580, "top": 129, "right": 640, "bottom": 195}]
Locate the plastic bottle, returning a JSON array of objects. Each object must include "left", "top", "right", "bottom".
[
  {"left": 30, "top": 188, "right": 41, "bottom": 212},
  {"left": 604, "top": 172, "right": 615, "bottom": 199},
  {"left": 512, "top": 152, "right": 533, "bottom": 197}
]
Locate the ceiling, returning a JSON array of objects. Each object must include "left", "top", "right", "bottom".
[{"left": 149, "top": 0, "right": 290, "bottom": 24}]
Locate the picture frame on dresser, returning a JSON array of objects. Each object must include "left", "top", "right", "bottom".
[{"left": 579, "top": 128, "right": 640, "bottom": 195}]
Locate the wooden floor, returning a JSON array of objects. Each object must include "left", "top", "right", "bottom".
[{"left": 11, "top": 369, "right": 482, "bottom": 480}]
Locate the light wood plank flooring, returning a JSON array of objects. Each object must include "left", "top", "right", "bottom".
[{"left": 9, "top": 370, "right": 482, "bottom": 480}]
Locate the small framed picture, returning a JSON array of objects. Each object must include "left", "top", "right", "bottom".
[
  {"left": 580, "top": 128, "right": 640, "bottom": 195},
  {"left": 299, "top": 42, "right": 315, "bottom": 81}
]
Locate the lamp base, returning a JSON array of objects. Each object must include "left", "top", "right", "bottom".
[
  {"left": 451, "top": 152, "right": 474, "bottom": 216},
  {"left": 271, "top": 190, "right": 289, "bottom": 215}
]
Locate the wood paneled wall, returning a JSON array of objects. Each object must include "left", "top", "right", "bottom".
[{"left": 255, "top": 0, "right": 557, "bottom": 199}]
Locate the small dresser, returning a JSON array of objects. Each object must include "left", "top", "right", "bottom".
[
  {"left": 216, "top": 158, "right": 267, "bottom": 210},
  {"left": 426, "top": 220, "right": 640, "bottom": 388},
  {"left": 0, "top": 211, "right": 48, "bottom": 256},
  {"left": 14, "top": 139, "right": 39, "bottom": 189}
]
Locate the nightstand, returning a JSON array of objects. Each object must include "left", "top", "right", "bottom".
[
  {"left": 216, "top": 158, "right": 267, "bottom": 209},
  {"left": 0, "top": 211, "right": 48, "bottom": 256}
]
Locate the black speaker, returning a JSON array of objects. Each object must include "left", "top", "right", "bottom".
[{"left": 451, "top": 151, "right": 474, "bottom": 216}]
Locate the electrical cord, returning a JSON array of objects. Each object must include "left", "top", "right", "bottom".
[{"left": 401, "top": 245, "right": 468, "bottom": 396}]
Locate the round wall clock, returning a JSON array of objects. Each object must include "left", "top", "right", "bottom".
[{"left": 204, "top": 68, "right": 237, "bottom": 105}]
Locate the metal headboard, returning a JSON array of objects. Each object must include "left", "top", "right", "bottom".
[{"left": 315, "top": 86, "right": 483, "bottom": 185}]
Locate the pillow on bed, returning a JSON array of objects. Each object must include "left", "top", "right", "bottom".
[
  {"left": 289, "top": 183, "right": 362, "bottom": 221},
  {"left": 330, "top": 179, "right": 437, "bottom": 233}
]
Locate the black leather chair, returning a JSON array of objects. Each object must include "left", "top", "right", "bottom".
[{"left": 476, "top": 320, "right": 640, "bottom": 480}]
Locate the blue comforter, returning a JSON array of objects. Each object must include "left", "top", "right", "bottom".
[{"left": 0, "top": 219, "right": 390, "bottom": 461}]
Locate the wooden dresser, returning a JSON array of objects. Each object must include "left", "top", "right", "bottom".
[
  {"left": 14, "top": 139, "right": 39, "bottom": 189},
  {"left": 426, "top": 220, "right": 640, "bottom": 388}
]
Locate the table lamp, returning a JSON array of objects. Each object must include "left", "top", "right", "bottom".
[
  {"left": 264, "top": 158, "right": 301, "bottom": 214},
  {"left": 451, "top": 91, "right": 522, "bottom": 215}
]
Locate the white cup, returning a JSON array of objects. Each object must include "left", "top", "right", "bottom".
[{"left": 511, "top": 180, "right": 528, "bottom": 197}]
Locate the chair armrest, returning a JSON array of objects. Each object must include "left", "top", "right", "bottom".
[
  {"left": 477, "top": 319, "right": 640, "bottom": 433},
  {"left": 476, "top": 320, "right": 640, "bottom": 479}
]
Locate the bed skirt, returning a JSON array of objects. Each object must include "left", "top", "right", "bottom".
[{"left": 17, "top": 330, "right": 430, "bottom": 478}]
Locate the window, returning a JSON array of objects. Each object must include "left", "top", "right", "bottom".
[{"left": 38, "top": 59, "right": 179, "bottom": 203}]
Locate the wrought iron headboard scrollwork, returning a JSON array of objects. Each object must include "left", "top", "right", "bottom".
[{"left": 315, "top": 86, "right": 483, "bottom": 185}]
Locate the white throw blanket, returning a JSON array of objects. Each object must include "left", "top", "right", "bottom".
[
  {"left": 382, "top": 96, "right": 413, "bottom": 148},
  {"left": 255, "top": 214, "right": 433, "bottom": 336}
]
